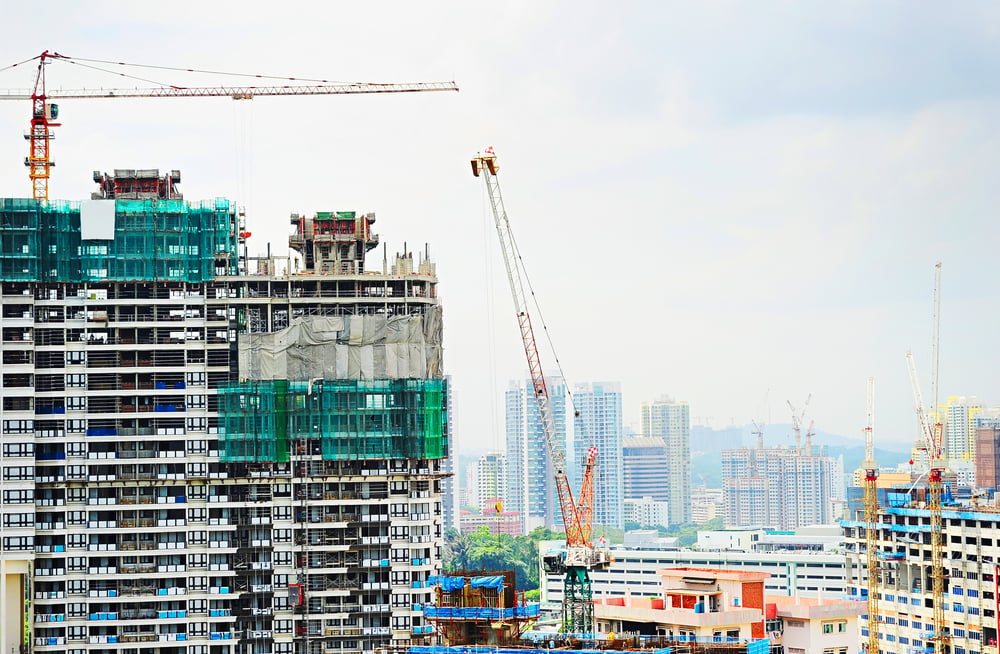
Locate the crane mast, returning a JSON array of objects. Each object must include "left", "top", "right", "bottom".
[
  {"left": 906, "top": 350, "right": 948, "bottom": 653},
  {"left": 2, "top": 51, "right": 459, "bottom": 200},
  {"left": 863, "top": 377, "right": 879, "bottom": 654},
  {"left": 472, "top": 149, "right": 609, "bottom": 634}
]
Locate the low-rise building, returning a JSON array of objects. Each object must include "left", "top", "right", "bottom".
[
  {"left": 768, "top": 594, "right": 863, "bottom": 654},
  {"left": 540, "top": 542, "right": 850, "bottom": 604}
]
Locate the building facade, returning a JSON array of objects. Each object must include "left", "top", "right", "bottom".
[
  {"left": 843, "top": 499, "right": 1000, "bottom": 654},
  {"left": 0, "top": 171, "right": 448, "bottom": 654},
  {"left": 639, "top": 397, "right": 691, "bottom": 525},
  {"left": 504, "top": 376, "right": 567, "bottom": 533},
  {"left": 623, "top": 496, "right": 670, "bottom": 530},
  {"left": 539, "top": 542, "right": 851, "bottom": 605},
  {"left": 572, "top": 382, "right": 623, "bottom": 530}
]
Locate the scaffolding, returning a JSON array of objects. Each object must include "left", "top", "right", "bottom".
[
  {"left": 0, "top": 197, "right": 237, "bottom": 282},
  {"left": 217, "top": 378, "right": 449, "bottom": 463}
]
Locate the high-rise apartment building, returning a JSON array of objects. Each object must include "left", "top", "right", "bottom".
[
  {"left": 722, "top": 446, "right": 838, "bottom": 530},
  {"left": 0, "top": 171, "right": 448, "bottom": 654},
  {"left": 474, "top": 451, "right": 506, "bottom": 511},
  {"left": 440, "top": 376, "right": 457, "bottom": 530},
  {"left": 640, "top": 397, "right": 691, "bottom": 525},
  {"left": 571, "top": 382, "right": 623, "bottom": 530},
  {"left": 504, "top": 375, "right": 566, "bottom": 532},
  {"left": 942, "top": 395, "right": 986, "bottom": 463}
]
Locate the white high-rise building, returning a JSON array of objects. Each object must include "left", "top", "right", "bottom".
[
  {"left": 504, "top": 376, "right": 567, "bottom": 533},
  {"left": 0, "top": 171, "right": 449, "bottom": 654},
  {"left": 475, "top": 451, "right": 506, "bottom": 510},
  {"left": 640, "top": 397, "right": 691, "bottom": 525},
  {"left": 572, "top": 382, "right": 624, "bottom": 529}
]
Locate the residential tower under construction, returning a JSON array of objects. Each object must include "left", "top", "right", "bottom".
[{"left": 0, "top": 169, "right": 449, "bottom": 654}]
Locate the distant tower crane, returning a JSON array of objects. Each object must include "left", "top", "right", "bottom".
[
  {"left": 0, "top": 51, "right": 459, "bottom": 200},
  {"left": 471, "top": 149, "right": 611, "bottom": 634},
  {"left": 787, "top": 394, "right": 811, "bottom": 455},
  {"left": 862, "top": 377, "right": 880, "bottom": 654}
]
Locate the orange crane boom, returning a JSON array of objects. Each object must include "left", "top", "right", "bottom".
[{"left": 0, "top": 51, "right": 459, "bottom": 200}]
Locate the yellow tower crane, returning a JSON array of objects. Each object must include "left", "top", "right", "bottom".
[{"left": 862, "top": 377, "right": 879, "bottom": 653}]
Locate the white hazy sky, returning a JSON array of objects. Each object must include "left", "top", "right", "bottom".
[{"left": 2, "top": 3, "right": 1000, "bottom": 452}]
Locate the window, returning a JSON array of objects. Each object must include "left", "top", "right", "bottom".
[
  {"left": 187, "top": 440, "right": 207, "bottom": 454},
  {"left": 274, "top": 551, "right": 292, "bottom": 567},
  {"left": 187, "top": 417, "right": 207, "bottom": 432},
  {"left": 66, "top": 374, "right": 85, "bottom": 387},
  {"left": 68, "top": 557, "right": 86, "bottom": 572},
  {"left": 66, "top": 351, "right": 85, "bottom": 365},
  {"left": 67, "top": 488, "right": 86, "bottom": 503},
  {"left": 2, "top": 442, "right": 33, "bottom": 457},
  {"left": 66, "top": 396, "right": 85, "bottom": 411},
  {"left": 2, "top": 536, "right": 33, "bottom": 551},
  {"left": 274, "top": 529, "right": 291, "bottom": 543},
  {"left": 189, "top": 599, "right": 207, "bottom": 614},
  {"left": 274, "top": 506, "right": 291, "bottom": 521},
  {"left": 187, "top": 484, "right": 206, "bottom": 500},
  {"left": 188, "top": 508, "right": 207, "bottom": 522},
  {"left": 274, "top": 574, "right": 289, "bottom": 588},
  {"left": 189, "top": 553, "right": 207, "bottom": 568},
  {"left": 2, "top": 489, "right": 33, "bottom": 504},
  {"left": 187, "top": 395, "right": 207, "bottom": 408},
  {"left": 67, "top": 579, "right": 87, "bottom": 595},
  {"left": 67, "top": 603, "right": 86, "bottom": 617},
  {"left": 3, "top": 513, "right": 32, "bottom": 528},
  {"left": 67, "top": 534, "right": 86, "bottom": 549},
  {"left": 189, "top": 622, "right": 207, "bottom": 637},
  {"left": 3, "top": 466, "right": 34, "bottom": 480},
  {"left": 275, "top": 620, "right": 293, "bottom": 634},
  {"left": 187, "top": 462, "right": 207, "bottom": 477},
  {"left": 2, "top": 420, "right": 34, "bottom": 435},
  {"left": 67, "top": 511, "right": 85, "bottom": 526},
  {"left": 68, "top": 625, "right": 86, "bottom": 640},
  {"left": 391, "top": 526, "right": 409, "bottom": 539},
  {"left": 67, "top": 420, "right": 86, "bottom": 434},
  {"left": 67, "top": 465, "right": 86, "bottom": 480},
  {"left": 187, "top": 372, "right": 206, "bottom": 386},
  {"left": 66, "top": 441, "right": 85, "bottom": 456},
  {"left": 189, "top": 531, "right": 207, "bottom": 545},
  {"left": 190, "top": 576, "right": 208, "bottom": 591}
]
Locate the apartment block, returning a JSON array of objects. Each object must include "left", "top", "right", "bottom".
[
  {"left": 722, "top": 446, "right": 839, "bottom": 530},
  {"left": 504, "top": 376, "right": 567, "bottom": 533},
  {"left": 0, "top": 170, "right": 449, "bottom": 654},
  {"left": 572, "top": 382, "right": 623, "bottom": 530}
]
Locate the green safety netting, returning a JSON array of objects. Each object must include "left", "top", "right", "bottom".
[
  {"left": 0, "top": 198, "right": 236, "bottom": 282},
  {"left": 217, "top": 378, "right": 449, "bottom": 463}
]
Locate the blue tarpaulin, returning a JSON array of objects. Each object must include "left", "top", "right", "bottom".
[
  {"left": 428, "top": 576, "right": 467, "bottom": 591},
  {"left": 469, "top": 576, "right": 505, "bottom": 590}
]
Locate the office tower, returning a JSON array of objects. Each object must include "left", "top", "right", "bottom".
[
  {"left": 504, "top": 375, "right": 567, "bottom": 533},
  {"left": 722, "top": 446, "right": 837, "bottom": 530},
  {"left": 0, "top": 170, "right": 448, "bottom": 654},
  {"left": 571, "top": 382, "right": 623, "bottom": 530},
  {"left": 640, "top": 397, "right": 691, "bottom": 525},
  {"left": 622, "top": 436, "right": 670, "bottom": 503}
]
